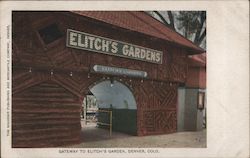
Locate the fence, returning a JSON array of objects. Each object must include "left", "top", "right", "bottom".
[{"left": 96, "top": 109, "right": 113, "bottom": 137}]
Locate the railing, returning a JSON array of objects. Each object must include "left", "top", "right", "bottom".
[{"left": 96, "top": 109, "right": 112, "bottom": 137}]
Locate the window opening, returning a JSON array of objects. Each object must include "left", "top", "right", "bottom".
[{"left": 38, "top": 23, "right": 62, "bottom": 44}]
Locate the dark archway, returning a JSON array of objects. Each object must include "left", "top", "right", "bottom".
[{"left": 82, "top": 79, "right": 137, "bottom": 135}]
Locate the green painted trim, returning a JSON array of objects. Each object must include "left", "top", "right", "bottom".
[{"left": 97, "top": 108, "right": 137, "bottom": 135}]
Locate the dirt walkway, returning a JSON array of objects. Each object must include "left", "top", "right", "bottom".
[{"left": 69, "top": 125, "right": 206, "bottom": 148}]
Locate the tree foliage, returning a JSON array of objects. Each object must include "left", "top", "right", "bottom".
[{"left": 149, "top": 11, "right": 206, "bottom": 49}]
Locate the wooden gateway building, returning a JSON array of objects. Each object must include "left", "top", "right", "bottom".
[{"left": 12, "top": 11, "right": 205, "bottom": 147}]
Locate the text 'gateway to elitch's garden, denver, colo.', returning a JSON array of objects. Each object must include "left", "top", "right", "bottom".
[{"left": 66, "top": 29, "right": 163, "bottom": 64}]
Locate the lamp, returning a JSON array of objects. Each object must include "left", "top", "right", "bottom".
[
  {"left": 50, "top": 69, "right": 54, "bottom": 75},
  {"left": 110, "top": 78, "right": 114, "bottom": 87}
]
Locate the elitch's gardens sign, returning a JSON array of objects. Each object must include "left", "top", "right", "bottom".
[{"left": 66, "top": 29, "right": 163, "bottom": 64}]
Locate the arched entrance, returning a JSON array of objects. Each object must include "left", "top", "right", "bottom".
[{"left": 81, "top": 79, "right": 137, "bottom": 137}]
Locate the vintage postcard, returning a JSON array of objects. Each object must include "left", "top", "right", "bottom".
[{"left": 0, "top": 1, "right": 249, "bottom": 158}]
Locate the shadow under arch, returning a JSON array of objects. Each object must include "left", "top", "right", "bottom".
[
  {"left": 86, "top": 78, "right": 137, "bottom": 135},
  {"left": 88, "top": 78, "right": 135, "bottom": 96}
]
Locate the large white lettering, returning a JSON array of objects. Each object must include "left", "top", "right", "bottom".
[
  {"left": 122, "top": 45, "right": 129, "bottom": 55},
  {"left": 88, "top": 36, "right": 95, "bottom": 49},
  {"left": 69, "top": 32, "right": 77, "bottom": 46},
  {"left": 78, "top": 34, "right": 86, "bottom": 47},
  {"left": 155, "top": 52, "right": 161, "bottom": 62},
  {"left": 67, "top": 29, "right": 163, "bottom": 64},
  {"left": 102, "top": 40, "right": 110, "bottom": 52},
  {"left": 94, "top": 38, "right": 102, "bottom": 50},
  {"left": 128, "top": 46, "right": 135, "bottom": 57},
  {"left": 111, "top": 42, "right": 118, "bottom": 53}
]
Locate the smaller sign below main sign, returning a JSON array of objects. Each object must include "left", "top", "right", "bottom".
[{"left": 93, "top": 65, "right": 147, "bottom": 78}]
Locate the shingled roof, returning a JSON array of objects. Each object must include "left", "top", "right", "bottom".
[{"left": 71, "top": 11, "right": 205, "bottom": 54}]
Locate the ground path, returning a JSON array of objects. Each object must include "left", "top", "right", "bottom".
[{"left": 68, "top": 124, "right": 206, "bottom": 148}]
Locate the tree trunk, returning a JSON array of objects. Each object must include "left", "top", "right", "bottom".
[
  {"left": 153, "top": 11, "right": 175, "bottom": 30},
  {"left": 167, "top": 11, "right": 175, "bottom": 30}
]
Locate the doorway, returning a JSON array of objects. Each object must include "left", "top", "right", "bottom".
[
  {"left": 81, "top": 79, "right": 137, "bottom": 139},
  {"left": 82, "top": 93, "right": 98, "bottom": 126}
]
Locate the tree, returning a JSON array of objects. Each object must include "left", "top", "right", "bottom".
[
  {"left": 153, "top": 11, "right": 175, "bottom": 30},
  {"left": 149, "top": 11, "right": 206, "bottom": 49},
  {"left": 177, "top": 11, "right": 206, "bottom": 46}
]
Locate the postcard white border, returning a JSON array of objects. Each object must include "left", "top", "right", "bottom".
[{"left": 1, "top": 1, "right": 249, "bottom": 158}]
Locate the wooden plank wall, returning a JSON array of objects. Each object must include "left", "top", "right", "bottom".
[{"left": 12, "top": 82, "right": 81, "bottom": 147}]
